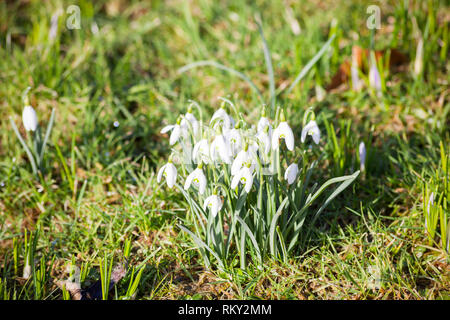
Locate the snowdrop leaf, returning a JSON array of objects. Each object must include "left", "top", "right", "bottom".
[
  {"left": 179, "top": 224, "right": 224, "bottom": 269},
  {"left": 236, "top": 216, "right": 262, "bottom": 264}
]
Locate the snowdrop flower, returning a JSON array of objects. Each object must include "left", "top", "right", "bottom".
[
  {"left": 226, "top": 127, "right": 242, "bottom": 157},
  {"left": 231, "top": 166, "right": 253, "bottom": 193},
  {"left": 210, "top": 107, "right": 235, "bottom": 130},
  {"left": 256, "top": 128, "right": 271, "bottom": 156},
  {"left": 284, "top": 163, "right": 299, "bottom": 185},
  {"left": 157, "top": 161, "right": 177, "bottom": 188},
  {"left": 203, "top": 194, "right": 223, "bottom": 218},
  {"left": 181, "top": 111, "right": 199, "bottom": 136},
  {"left": 257, "top": 116, "right": 272, "bottom": 134},
  {"left": 210, "top": 133, "right": 232, "bottom": 164},
  {"left": 22, "top": 106, "right": 38, "bottom": 132},
  {"left": 193, "top": 139, "right": 210, "bottom": 164},
  {"left": 272, "top": 115, "right": 294, "bottom": 151},
  {"left": 231, "top": 144, "right": 256, "bottom": 176},
  {"left": 301, "top": 120, "right": 320, "bottom": 145},
  {"left": 359, "top": 142, "right": 366, "bottom": 172},
  {"left": 184, "top": 166, "right": 207, "bottom": 195},
  {"left": 160, "top": 118, "right": 183, "bottom": 145}
]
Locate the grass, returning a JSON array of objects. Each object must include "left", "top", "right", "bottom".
[{"left": 0, "top": 0, "right": 449, "bottom": 300}]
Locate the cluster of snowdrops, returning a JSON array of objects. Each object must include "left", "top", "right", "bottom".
[
  {"left": 157, "top": 99, "right": 360, "bottom": 268},
  {"left": 158, "top": 100, "right": 321, "bottom": 209}
]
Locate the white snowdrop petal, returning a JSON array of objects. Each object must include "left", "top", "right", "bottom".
[
  {"left": 184, "top": 171, "right": 195, "bottom": 190},
  {"left": 170, "top": 125, "right": 181, "bottom": 145},
  {"left": 227, "top": 128, "right": 242, "bottom": 156},
  {"left": 198, "top": 172, "right": 206, "bottom": 195},
  {"left": 157, "top": 164, "right": 166, "bottom": 183},
  {"left": 271, "top": 127, "right": 280, "bottom": 150},
  {"left": 231, "top": 150, "right": 245, "bottom": 175},
  {"left": 186, "top": 113, "right": 198, "bottom": 130},
  {"left": 242, "top": 167, "right": 253, "bottom": 193},
  {"left": 165, "top": 163, "right": 177, "bottom": 188},
  {"left": 257, "top": 117, "right": 271, "bottom": 133},
  {"left": 211, "top": 135, "right": 231, "bottom": 164},
  {"left": 280, "top": 122, "right": 295, "bottom": 151},
  {"left": 211, "top": 109, "right": 231, "bottom": 129},
  {"left": 285, "top": 163, "right": 298, "bottom": 185},
  {"left": 210, "top": 199, "right": 219, "bottom": 217},
  {"left": 257, "top": 131, "right": 271, "bottom": 155},
  {"left": 301, "top": 120, "right": 320, "bottom": 145},
  {"left": 160, "top": 125, "right": 174, "bottom": 134},
  {"left": 231, "top": 174, "right": 240, "bottom": 189},
  {"left": 273, "top": 122, "right": 294, "bottom": 151},
  {"left": 203, "top": 195, "right": 213, "bottom": 211},
  {"left": 203, "top": 195, "right": 223, "bottom": 217},
  {"left": 22, "top": 106, "right": 38, "bottom": 132},
  {"left": 312, "top": 130, "right": 320, "bottom": 145}
]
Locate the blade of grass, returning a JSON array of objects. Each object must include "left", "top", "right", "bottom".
[
  {"left": 178, "top": 60, "right": 265, "bottom": 104},
  {"left": 39, "top": 108, "right": 55, "bottom": 164},
  {"left": 285, "top": 34, "right": 336, "bottom": 94}
]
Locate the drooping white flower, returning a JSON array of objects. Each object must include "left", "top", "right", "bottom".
[
  {"left": 160, "top": 123, "right": 183, "bottom": 146},
  {"left": 284, "top": 163, "right": 299, "bottom": 185},
  {"left": 203, "top": 194, "right": 223, "bottom": 218},
  {"left": 301, "top": 120, "right": 320, "bottom": 145},
  {"left": 226, "top": 128, "right": 242, "bottom": 157},
  {"left": 272, "top": 122, "right": 294, "bottom": 151},
  {"left": 231, "top": 147, "right": 256, "bottom": 176},
  {"left": 256, "top": 128, "right": 272, "bottom": 162},
  {"left": 157, "top": 162, "right": 177, "bottom": 188},
  {"left": 210, "top": 108, "right": 235, "bottom": 130},
  {"left": 193, "top": 139, "right": 210, "bottom": 164},
  {"left": 181, "top": 112, "right": 199, "bottom": 136},
  {"left": 160, "top": 124, "right": 174, "bottom": 134},
  {"left": 184, "top": 167, "right": 207, "bottom": 195},
  {"left": 210, "top": 134, "right": 232, "bottom": 164},
  {"left": 230, "top": 166, "right": 253, "bottom": 193},
  {"left": 22, "top": 106, "right": 38, "bottom": 132},
  {"left": 359, "top": 142, "right": 366, "bottom": 172},
  {"left": 257, "top": 117, "right": 272, "bottom": 134},
  {"left": 257, "top": 130, "right": 271, "bottom": 153}
]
